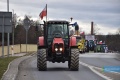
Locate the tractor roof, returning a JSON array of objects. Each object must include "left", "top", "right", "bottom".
[{"left": 47, "top": 20, "right": 69, "bottom": 24}]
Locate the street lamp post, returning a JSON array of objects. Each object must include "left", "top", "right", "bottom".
[
  {"left": 7, "top": 0, "right": 9, "bottom": 12},
  {"left": 12, "top": 9, "right": 14, "bottom": 45},
  {"left": 12, "top": 9, "right": 14, "bottom": 56},
  {"left": 7, "top": 0, "right": 10, "bottom": 57}
]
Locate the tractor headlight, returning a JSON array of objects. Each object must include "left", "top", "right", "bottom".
[
  {"left": 59, "top": 48, "right": 63, "bottom": 51},
  {"left": 55, "top": 48, "right": 58, "bottom": 51}
]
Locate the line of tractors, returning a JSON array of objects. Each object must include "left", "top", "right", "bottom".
[
  {"left": 36, "top": 20, "right": 108, "bottom": 71},
  {"left": 76, "top": 35, "right": 108, "bottom": 54}
]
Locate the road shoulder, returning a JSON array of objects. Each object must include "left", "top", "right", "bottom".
[{"left": 1, "top": 56, "right": 32, "bottom": 80}]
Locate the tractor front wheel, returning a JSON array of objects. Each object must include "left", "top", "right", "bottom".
[
  {"left": 69, "top": 49, "right": 79, "bottom": 71},
  {"left": 37, "top": 49, "right": 47, "bottom": 71}
]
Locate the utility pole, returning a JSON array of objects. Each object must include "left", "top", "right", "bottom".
[
  {"left": 2, "top": 15, "right": 5, "bottom": 58},
  {"left": 7, "top": 0, "right": 9, "bottom": 12},
  {"left": 12, "top": 9, "right": 14, "bottom": 45},
  {"left": 12, "top": 9, "right": 14, "bottom": 56},
  {"left": 7, "top": 0, "right": 10, "bottom": 57}
]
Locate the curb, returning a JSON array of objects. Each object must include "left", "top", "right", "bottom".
[{"left": 1, "top": 56, "right": 32, "bottom": 80}]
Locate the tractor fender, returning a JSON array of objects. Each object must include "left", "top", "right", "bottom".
[
  {"left": 38, "top": 36, "right": 44, "bottom": 46},
  {"left": 70, "top": 36, "right": 77, "bottom": 46}
]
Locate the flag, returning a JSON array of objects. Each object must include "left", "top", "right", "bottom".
[
  {"left": 39, "top": 5, "right": 47, "bottom": 20},
  {"left": 73, "top": 22, "right": 78, "bottom": 26},
  {"left": 72, "top": 22, "right": 77, "bottom": 27}
]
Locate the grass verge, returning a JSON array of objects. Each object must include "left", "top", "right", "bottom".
[
  {"left": 0, "top": 57, "right": 18, "bottom": 79},
  {"left": 0, "top": 51, "right": 36, "bottom": 79},
  {"left": 0, "top": 57, "right": 19, "bottom": 79}
]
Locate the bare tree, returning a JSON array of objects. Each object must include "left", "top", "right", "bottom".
[
  {"left": 116, "top": 28, "right": 120, "bottom": 35},
  {"left": 93, "top": 25, "right": 100, "bottom": 35}
]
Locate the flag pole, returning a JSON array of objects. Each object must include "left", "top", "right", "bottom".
[{"left": 46, "top": 4, "right": 47, "bottom": 22}]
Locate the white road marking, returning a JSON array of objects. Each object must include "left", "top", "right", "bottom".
[
  {"left": 79, "top": 61, "right": 113, "bottom": 80},
  {"left": 79, "top": 53, "right": 120, "bottom": 74}
]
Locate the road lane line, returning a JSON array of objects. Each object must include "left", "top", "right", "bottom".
[
  {"left": 89, "top": 66, "right": 113, "bottom": 80},
  {"left": 79, "top": 61, "right": 112, "bottom": 80},
  {"left": 79, "top": 54, "right": 120, "bottom": 75}
]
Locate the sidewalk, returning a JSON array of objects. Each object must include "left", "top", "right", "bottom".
[
  {"left": 0, "top": 53, "right": 27, "bottom": 58},
  {"left": 1, "top": 52, "right": 36, "bottom": 80},
  {"left": 1, "top": 55, "right": 32, "bottom": 80},
  {"left": 11, "top": 53, "right": 27, "bottom": 57}
]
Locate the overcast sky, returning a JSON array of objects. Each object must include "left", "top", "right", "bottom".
[{"left": 0, "top": 0, "right": 120, "bottom": 34}]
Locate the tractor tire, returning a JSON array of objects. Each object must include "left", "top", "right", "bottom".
[
  {"left": 69, "top": 49, "right": 79, "bottom": 71},
  {"left": 68, "top": 58, "right": 70, "bottom": 69},
  {"left": 37, "top": 49, "right": 47, "bottom": 71}
]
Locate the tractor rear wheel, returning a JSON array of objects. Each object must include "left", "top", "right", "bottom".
[
  {"left": 37, "top": 49, "right": 47, "bottom": 71},
  {"left": 69, "top": 49, "right": 79, "bottom": 71}
]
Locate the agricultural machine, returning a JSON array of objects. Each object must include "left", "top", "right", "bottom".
[
  {"left": 71, "top": 22, "right": 86, "bottom": 54},
  {"left": 85, "top": 35, "right": 96, "bottom": 52},
  {"left": 94, "top": 41, "right": 108, "bottom": 53},
  {"left": 37, "top": 20, "right": 79, "bottom": 71},
  {"left": 77, "top": 37, "right": 86, "bottom": 53}
]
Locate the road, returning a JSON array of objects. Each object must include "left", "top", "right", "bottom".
[
  {"left": 16, "top": 54, "right": 105, "bottom": 80},
  {"left": 80, "top": 53, "right": 120, "bottom": 68},
  {"left": 79, "top": 53, "right": 120, "bottom": 80}
]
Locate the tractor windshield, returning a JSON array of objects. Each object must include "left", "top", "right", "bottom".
[{"left": 47, "top": 24, "right": 68, "bottom": 38}]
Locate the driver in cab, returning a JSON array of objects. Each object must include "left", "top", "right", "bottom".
[{"left": 52, "top": 26, "right": 62, "bottom": 35}]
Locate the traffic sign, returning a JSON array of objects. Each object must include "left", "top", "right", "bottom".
[
  {"left": 23, "top": 16, "right": 30, "bottom": 53},
  {"left": 0, "top": 12, "right": 12, "bottom": 33},
  {"left": 23, "top": 16, "right": 30, "bottom": 31}
]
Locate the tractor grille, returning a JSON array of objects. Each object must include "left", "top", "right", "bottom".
[{"left": 54, "top": 43, "right": 63, "bottom": 52}]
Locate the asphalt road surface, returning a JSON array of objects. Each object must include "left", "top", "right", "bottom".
[
  {"left": 80, "top": 53, "right": 120, "bottom": 68},
  {"left": 16, "top": 55, "right": 105, "bottom": 80}
]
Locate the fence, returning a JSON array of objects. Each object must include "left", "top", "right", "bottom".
[{"left": 0, "top": 44, "right": 37, "bottom": 57}]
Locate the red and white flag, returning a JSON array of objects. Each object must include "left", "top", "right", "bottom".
[{"left": 39, "top": 5, "right": 47, "bottom": 20}]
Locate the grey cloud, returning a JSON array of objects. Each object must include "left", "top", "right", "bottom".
[{"left": 0, "top": 0, "right": 120, "bottom": 29}]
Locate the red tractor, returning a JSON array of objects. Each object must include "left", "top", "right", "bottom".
[{"left": 37, "top": 20, "right": 79, "bottom": 71}]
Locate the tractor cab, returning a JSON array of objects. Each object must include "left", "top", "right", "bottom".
[{"left": 46, "top": 20, "right": 69, "bottom": 47}]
